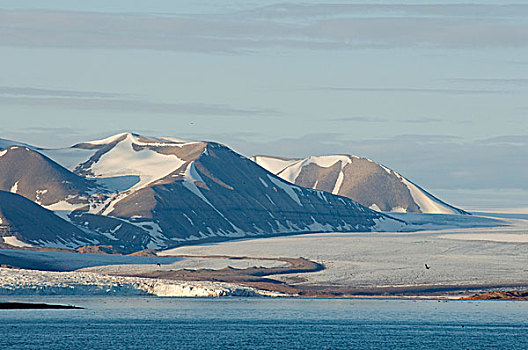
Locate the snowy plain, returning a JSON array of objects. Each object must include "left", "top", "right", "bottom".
[{"left": 163, "top": 214, "right": 528, "bottom": 291}]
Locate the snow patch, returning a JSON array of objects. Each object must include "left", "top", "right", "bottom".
[
  {"left": 2, "top": 236, "right": 33, "bottom": 247},
  {"left": 332, "top": 170, "right": 344, "bottom": 195},
  {"left": 379, "top": 163, "right": 393, "bottom": 174},
  {"left": 274, "top": 155, "right": 355, "bottom": 184},
  {"left": 10, "top": 181, "right": 19, "bottom": 193},
  {"left": 390, "top": 206, "right": 407, "bottom": 213},
  {"left": 85, "top": 132, "right": 193, "bottom": 147},
  {"left": 267, "top": 175, "right": 302, "bottom": 206},
  {"left": 398, "top": 175, "right": 459, "bottom": 214},
  {"left": 88, "top": 133, "right": 185, "bottom": 191},
  {"left": 259, "top": 177, "right": 269, "bottom": 188},
  {"left": 136, "top": 221, "right": 166, "bottom": 249},
  {"left": 372, "top": 217, "right": 406, "bottom": 232},
  {"left": 182, "top": 163, "right": 213, "bottom": 206},
  {"left": 251, "top": 155, "right": 300, "bottom": 174},
  {"left": 35, "top": 189, "right": 48, "bottom": 204},
  {"left": 369, "top": 203, "right": 381, "bottom": 211},
  {"left": 46, "top": 199, "right": 86, "bottom": 212}
]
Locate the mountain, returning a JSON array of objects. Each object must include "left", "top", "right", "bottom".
[
  {"left": 0, "top": 145, "right": 100, "bottom": 207},
  {"left": 0, "top": 191, "right": 98, "bottom": 248},
  {"left": 0, "top": 133, "right": 405, "bottom": 253},
  {"left": 251, "top": 154, "right": 466, "bottom": 215}
]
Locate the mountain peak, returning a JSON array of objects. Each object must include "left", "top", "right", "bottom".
[
  {"left": 253, "top": 154, "right": 467, "bottom": 215},
  {"left": 80, "top": 132, "right": 194, "bottom": 148},
  {"left": 0, "top": 145, "right": 95, "bottom": 206}
]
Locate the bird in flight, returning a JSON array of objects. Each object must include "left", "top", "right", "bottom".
[{"left": 425, "top": 264, "right": 431, "bottom": 270}]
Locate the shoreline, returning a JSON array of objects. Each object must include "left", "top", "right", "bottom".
[
  {"left": 93, "top": 254, "right": 528, "bottom": 299},
  {"left": 3, "top": 252, "right": 528, "bottom": 299},
  {"left": 0, "top": 301, "right": 83, "bottom": 309}
]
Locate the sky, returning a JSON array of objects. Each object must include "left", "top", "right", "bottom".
[{"left": 0, "top": 0, "right": 527, "bottom": 209}]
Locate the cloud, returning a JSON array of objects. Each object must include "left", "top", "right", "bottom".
[
  {"left": 316, "top": 87, "right": 508, "bottom": 95},
  {"left": 0, "top": 86, "right": 279, "bottom": 116},
  {"left": 331, "top": 116, "right": 388, "bottom": 123},
  {"left": 401, "top": 118, "right": 442, "bottom": 124},
  {"left": 240, "top": 4, "right": 528, "bottom": 20},
  {"left": 0, "top": 86, "right": 128, "bottom": 98},
  {"left": 331, "top": 117, "right": 442, "bottom": 124},
  {"left": 477, "top": 135, "right": 528, "bottom": 145},
  {"left": 0, "top": 4, "right": 527, "bottom": 52},
  {"left": 19, "top": 126, "right": 81, "bottom": 134},
  {"left": 0, "top": 127, "right": 88, "bottom": 148},
  {"left": 446, "top": 78, "right": 528, "bottom": 86}
]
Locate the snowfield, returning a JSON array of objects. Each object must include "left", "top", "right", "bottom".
[
  {"left": 0, "top": 268, "right": 285, "bottom": 297},
  {"left": 0, "top": 249, "right": 286, "bottom": 272},
  {"left": 163, "top": 216, "right": 528, "bottom": 290},
  {"left": 80, "top": 257, "right": 288, "bottom": 275}
]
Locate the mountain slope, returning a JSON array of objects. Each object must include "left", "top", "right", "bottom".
[
  {"left": 108, "top": 142, "right": 399, "bottom": 247},
  {"left": 252, "top": 154, "right": 466, "bottom": 215},
  {"left": 0, "top": 146, "right": 99, "bottom": 207},
  {"left": 0, "top": 191, "right": 97, "bottom": 248},
  {"left": 0, "top": 133, "right": 405, "bottom": 252}
]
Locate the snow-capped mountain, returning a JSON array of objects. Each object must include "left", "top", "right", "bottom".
[
  {"left": 0, "top": 133, "right": 405, "bottom": 253},
  {"left": 251, "top": 154, "right": 466, "bottom": 215}
]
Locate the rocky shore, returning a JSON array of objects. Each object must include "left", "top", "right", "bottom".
[{"left": 461, "top": 291, "right": 528, "bottom": 300}]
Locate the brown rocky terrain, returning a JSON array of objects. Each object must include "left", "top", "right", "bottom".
[{"left": 461, "top": 291, "right": 528, "bottom": 300}]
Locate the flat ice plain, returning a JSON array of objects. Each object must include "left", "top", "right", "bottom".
[{"left": 162, "top": 213, "right": 528, "bottom": 292}]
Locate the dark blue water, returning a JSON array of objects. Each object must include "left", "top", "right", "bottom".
[{"left": 1, "top": 297, "right": 527, "bottom": 349}]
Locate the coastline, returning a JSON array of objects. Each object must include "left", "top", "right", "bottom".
[
  {"left": 2, "top": 264, "right": 528, "bottom": 300},
  {"left": 0, "top": 301, "right": 83, "bottom": 309},
  {"left": 1, "top": 214, "right": 527, "bottom": 300}
]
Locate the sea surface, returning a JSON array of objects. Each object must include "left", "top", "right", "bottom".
[{"left": 1, "top": 296, "right": 527, "bottom": 349}]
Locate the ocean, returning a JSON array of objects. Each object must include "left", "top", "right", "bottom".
[{"left": 1, "top": 297, "right": 527, "bottom": 349}]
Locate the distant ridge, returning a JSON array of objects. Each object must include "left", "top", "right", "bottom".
[{"left": 252, "top": 154, "right": 467, "bottom": 215}]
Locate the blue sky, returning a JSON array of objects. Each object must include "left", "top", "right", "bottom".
[{"left": 0, "top": 1, "right": 527, "bottom": 209}]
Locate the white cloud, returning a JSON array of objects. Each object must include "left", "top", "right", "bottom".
[
  {"left": 0, "top": 86, "right": 279, "bottom": 116},
  {"left": 0, "top": 4, "right": 527, "bottom": 52}
]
